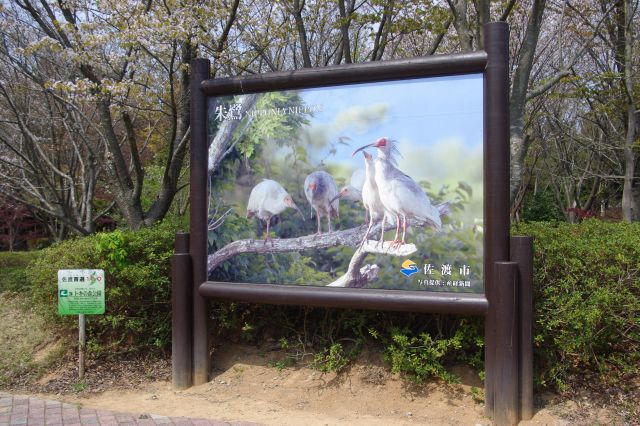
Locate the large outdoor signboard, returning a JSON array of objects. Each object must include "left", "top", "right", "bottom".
[
  {"left": 206, "top": 74, "right": 483, "bottom": 294},
  {"left": 177, "top": 23, "right": 531, "bottom": 424}
]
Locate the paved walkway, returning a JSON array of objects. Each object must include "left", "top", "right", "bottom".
[{"left": 0, "top": 393, "right": 260, "bottom": 426}]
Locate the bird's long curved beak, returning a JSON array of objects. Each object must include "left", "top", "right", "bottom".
[
  {"left": 329, "top": 194, "right": 342, "bottom": 204},
  {"left": 352, "top": 143, "right": 374, "bottom": 157},
  {"left": 292, "top": 203, "right": 305, "bottom": 221}
]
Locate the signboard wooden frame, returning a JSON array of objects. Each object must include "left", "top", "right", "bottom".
[{"left": 172, "top": 22, "right": 533, "bottom": 425}]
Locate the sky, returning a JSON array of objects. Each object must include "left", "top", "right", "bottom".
[
  {"left": 300, "top": 73, "right": 483, "bottom": 163},
  {"left": 297, "top": 73, "right": 484, "bottom": 223},
  {"left": 209, "top": 72, "right": 484, "bottom": 225}
]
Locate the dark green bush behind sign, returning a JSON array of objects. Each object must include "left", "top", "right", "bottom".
[
  {"left": 27, "top": 221, "right": 180, "bottom": 356},
  {"left": 21, "top": 219, "right": 640, "bottom": 391},
  {"left": 514, "top": 220, "right": 640, "bottom": 389}
]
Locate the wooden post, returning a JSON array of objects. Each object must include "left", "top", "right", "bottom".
[
  {"left": 78, "top": 314, "right": 85, "bottom": 381},
  {"left": 190, "top": 58, "right": 211, "bottom": 386},
  {"left": 511, "top": 236, "right": 534, "bottom": 420},
  {"left": 172, "top": 232, "right": 192, "bottom": 389},
  {"left": 494, "top": 261, "right": 519, "bottom": 426},
  {"left": 483, "top": 21, "right": 511, "bottom": 418}
]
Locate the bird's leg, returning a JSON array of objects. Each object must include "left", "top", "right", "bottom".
[
  {"left": 361, "top": 215, "right": 374, "bottom": 247},
  {"left": 394, "top": 215, "right": 400, "bottom": 241},
  {"left": 264, "top": 218, "right": 271, "bottom": 245},
  {"left": 401, "top": 214, "right": 407, "bottom": 244},
  {"left": 315, "top": 211, "right": 322, "bottom": 236},
  {"left": 378, "top": 213, "right": 386, "bottom": 247},
  {"left": 391, "top": 215, "right": 405, "bottom": 248},
  {"left": 328, "top": 215, "right": 332, "bottom": 233},
  {"left": 391, "top": 215, "right": 400, "bottom": 247}
]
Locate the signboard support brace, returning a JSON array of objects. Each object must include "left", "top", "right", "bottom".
[
  {"left": 172, "top": 232, "right": 193, "bottom": 389},
  {"left": 511, "top": 236, "right": 534, "bottom": 421},
  {"left": 494, "top": 261, "right": 519, "bottom": 425}
]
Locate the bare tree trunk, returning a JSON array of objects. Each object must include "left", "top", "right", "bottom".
[
  {"left": 372, "top": 1, "right": 394, "bottom": 61},
  {"left": 446, "top": 0, "right": 474, "bottom": 51},
  {"left": 145, "top": 42, "right": 194, "bottom": 225},
  {"left": 337, "top": 0, "right": 355, "bottom": 63},
  {"left": 622, "top": 107, "right": 637, "bottom": 221},
  {"left": 444, "top": 0, "right": 555, "bottom": 205},
  {"left": 291, "top": 0, "right": 312, "bottom": 68},
  {"left": 510, "top": 0, "right": 546, "bottom": 202},
  {"left": 475, "top": 0, "right": 490, "bottom": 50},
  {"left": 621, "top": 0, "right": 637, "bottom": 221}
]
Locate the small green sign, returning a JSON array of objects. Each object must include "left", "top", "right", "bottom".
[{"left": 57, "top": 269, "right": 105, "bottom": 315}]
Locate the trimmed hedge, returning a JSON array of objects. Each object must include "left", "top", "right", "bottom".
[
  {"left": 514, "top": 220, "right": 640, "bottom": 389},
  {"left": 19, "top": 219, "right": 640, "bottom": 391},
  {"left": 26, "top": 221, "right": 181, "bottom": 356}
]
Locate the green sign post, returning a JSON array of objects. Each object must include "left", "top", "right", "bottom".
[{"left": 58, "top": 269, "right": 105, "bottom": 380}]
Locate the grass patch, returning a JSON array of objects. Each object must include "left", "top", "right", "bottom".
[
  {"left": 0, "top": 292, "right": 63, "bottom": 387},
  {"left": 0, "top": 251, "right": 41, "bottom": 293}
]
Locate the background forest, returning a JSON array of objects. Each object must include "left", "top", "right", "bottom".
[{"left": 0, "top": 0, "right": 638, "bottom": 245}]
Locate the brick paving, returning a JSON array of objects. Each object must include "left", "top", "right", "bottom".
[{"left": 0, "top": 393, "right": 260, "bottom": 426}]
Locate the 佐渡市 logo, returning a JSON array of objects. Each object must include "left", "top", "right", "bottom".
[{"left": 400, "top": 260, "right": 419, "bottom": 277}]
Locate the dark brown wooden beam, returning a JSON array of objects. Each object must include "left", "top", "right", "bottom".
[
  {"left": 190, "top": 58, "right": 211, "bottom": 386},
  {"left": 494, "top": 261, "right": 520, "bottom": 426},
  {"left": 483, "top": 21, "right": 511, "bottom": 418},
  {"left": 171, "top": 232, "right": 192, "bottom": 389},
  {"left": 199, "top": 282, "right": 488, "bottom": 315},
  {"left": 511, "top": 236, "right": 534, "bottom": 421},
  {"left": 201, "top": 52, "right": 487, "bottom": 96}
]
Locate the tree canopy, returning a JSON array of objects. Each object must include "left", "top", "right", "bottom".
[{"left": 0, "top": 0, "right": 638, "bottom": 244}]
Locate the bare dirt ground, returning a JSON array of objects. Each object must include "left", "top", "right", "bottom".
[
  {"left": 0, "top": 293, "right": 635, "bottom": 425},
  {"left": 25, "top": 344, "right": 626, "bottom": 426}
]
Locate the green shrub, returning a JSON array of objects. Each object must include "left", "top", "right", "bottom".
[
  {"left": 211, "top": 301, "right": 483, "bottom": 382},
  {"left": 521, "top": 189, "right": 563, "bottom": 222},
  {"left": 513, "top": 220, "right": 640, "bottom": 389},
  {"left": 0, "top": 250, "right": 40, "bottom": 268},
  {"left": 20, "top": 216, "right": 639, "bottom": 394},
  {"left": 0, "top": 251, "right": 41, "bottom": 293},
  {"left": 212, "top": 220, "right": 639, "bottom": 392},
  {"left": 27, "top": 221, "right": 181, "bottom": 356},
  {"left": 312, "top": 341, "right": 362, "bottom": 373},
  {"left": 382, "top": 327, "right": 463, "bottom": 383}
]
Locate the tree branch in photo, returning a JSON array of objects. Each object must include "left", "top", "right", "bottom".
[
  {"left": 326, "top": 240, "right": 417, "bottom": 288},
  {"left": 207, "top": 218, "right": 429, "bottom": 288},
  {"left": 208, "top": 93, "right": 260, "bottom": 173}
]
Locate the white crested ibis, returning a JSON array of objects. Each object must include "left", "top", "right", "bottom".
[
  {"left": 354, "top": 150, "right": 387, "bottom": 245},
  {"left": 247, "top": 179, "right": 304, "bottom": 243},
  {"left": 331, "top": 168, "right": 365, "bottom": 204},
  {"left": 304, "top": 171, "right": 339, "bottom": 234},
  {"left": 353, "top": 137, "right": 448, "bottom": 246}
]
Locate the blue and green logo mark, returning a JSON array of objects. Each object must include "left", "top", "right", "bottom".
[{"left": 400, "top": 260, "right": 419, "bottom": 277}]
